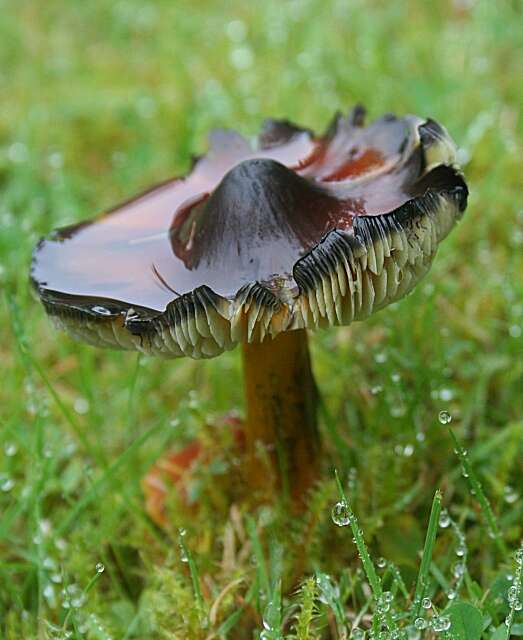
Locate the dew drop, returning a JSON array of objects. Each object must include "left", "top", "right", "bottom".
[
  {"left": 95, "top": 563, "right": 105, "bottom": 574},
  {"left": 508, "top": 585, "right": 519, "bottom": 602},
  {"left": 421, "top": 597, "right": 432, "bottom": 609},
  {"left": 225, "top": 19, "right": 247, "bottom": 42},
  {"left": 43, "top": 584, "right": 54, "bottom": 600},
  {"left": 55, "top": 538, "right": 67, "bottom": 551},
  {"left": 432, "top": 615, "right": 451, "bottom": 632},
  {"left": 438, "top": 510, "right": 451, "bottom": 528},
  {"left": 7, "top": 141, "right": 28, "bottom": 163},
  {"left": 331, "top": 501, "right": 351, "bottom": 527},
  {"left": 504, "top": 485, "right": 519, "bottom": 504},
  {"left": 91, "top": 305, "right": 111, "bottom": 316},
  {"left": 390, "top": 403, "right": 406, "bottom": 418},
  {"left": 74, "top": 397, "right": 89, "bottom": 415},
  {"left": 438, "top": 410, "right": 452, "bottom": 425},
  {"left": 0, "top": 475, "right": 14, "bottom": 492},
  {"left": 229, "top": 46, "right": 253, "bottom": 70},
  {"left": 414, "top": 617, "right": 427, "bottom": 630},
  {"left": 376, "top": 557, "right": 387, "bottom": 569},
  {"left": 4, "top": 442, "right": 17, "bottom": 457},
  {"left": 403, "top": 444, "right": 414, "bottom": 457},
  {"left": 439, "top": 388, "right": 454, "bottom": 401}
]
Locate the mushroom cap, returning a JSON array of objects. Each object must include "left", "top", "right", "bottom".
[{"left": 31, "top": 107, "right": 468, "bottom": 359}]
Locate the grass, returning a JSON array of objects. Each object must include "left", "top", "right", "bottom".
[{"left": 1, "top": 0, "right": 523, "bottom": 637}]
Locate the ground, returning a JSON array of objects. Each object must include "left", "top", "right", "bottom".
[{"left": 1, "top": 1, "right": 522, "bottom": 638}]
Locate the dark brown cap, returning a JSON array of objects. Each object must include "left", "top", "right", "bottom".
[{"left": 31, "top": 107, "right": 468, "bottom": 358}]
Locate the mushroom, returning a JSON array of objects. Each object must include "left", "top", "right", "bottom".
[{"left": 31, "top": 107, "right": 468, "bottom": 509}]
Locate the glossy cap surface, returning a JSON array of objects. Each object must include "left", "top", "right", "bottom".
[{"left": 31, "top": 107, "right": 468, "bottom": 358}]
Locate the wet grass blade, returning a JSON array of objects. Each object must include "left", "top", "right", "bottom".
[
  {"left": 334, "top": 470, "right": 382, "bottom": 598},
  {"left": 411, "top": 489, "right": 442, "bottom": 620},
  {"left": 246, "top": 515, "right": 270, "bottom": 599},
  {"left": 334, "top": 470, "right": 398, "bottom": 634},
  {"left": 178, "top": 530, "right": 207, "bottom": 628},
  {"left": 448, "top": 428, "right": 507, "bottom": 555}
]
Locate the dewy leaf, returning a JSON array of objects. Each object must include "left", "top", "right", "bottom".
[{"left": 447, "top": 602, "right": 483, "bottom": 640}]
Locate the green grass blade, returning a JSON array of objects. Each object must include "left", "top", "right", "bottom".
[
  {"left": 334, "top": 470, "right": 398, "bottom": 634},
  {"left": 503, "top": 547, "right": 523, "bottom": 640},
  {"left": 334, "top": 470, "right": 381, "bottom": 598},
  {"left": 411, "top": 489, "right": 442, "bottom": 620},
  {"left": 246, "top": 515, "right": 270, "bottom": 599},
  {"left": 448, "top": 428, "right": 507, "bottom": 555},
  {"left": 178, "top": 530, "right": 207, "bottom": 628}
]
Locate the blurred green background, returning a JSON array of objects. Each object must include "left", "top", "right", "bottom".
[{"left": 1, "top": 1, "right": 522, "bottom": 638}]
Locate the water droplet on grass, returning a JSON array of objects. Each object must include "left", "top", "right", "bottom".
[
  {"left": 225, "top": 19, "right": 247, "bottom": 42},
  {"left": 403, "top": 444, "right": 414, "bottom": 457},
  {"left": 0, "top": 475, "right": 14, "bottom": 492},
  {"left": 55, "top": 538, "right": 67, "bottom": 551},
  {"left": 331, "top": 501, "right": 351, "bottom": 526},
  {"left": 414, "top": 617, "right": 427, "bottom": 630},
  {"left": 439, "top": 510, "right": 450, "bottom": 528},
  {"left": 43, "top": 584, "right": 54, "bottom": 600},
  {"left": 390, "top": 403, "right": 406, "bottom": 418},
  {"left": 230, "top": 46, "right": 253, "bottom": 70},
  {"left": 74, "top": 397, "right": 89, "bottom": 415},
  {"left": 4, "top": 442, "right": 17, "bottom": 456},
  {"left": 96, "top": 563, "right": 105, "bottom": 573},
  {"left": 438, "top": 410, "right": 452, "bottom": 425},
  {"left": 503, "top": 485, "right": 519, "bottom": 504},
  {"left": 432, "top": 616, "right": 451, "bottom": 632},
  {"left": 376, "top": 557, "right": 387, "bottom": 568},
  {"left": 421, "top": 597, "right": 432, "bottom": 609},
  {"left": 7, "top": 141, "right": 28, "bottom": 163}
]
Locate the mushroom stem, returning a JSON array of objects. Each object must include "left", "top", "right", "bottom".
[{"left": 241, "top": 328, "right": 320, "bottom": 504}]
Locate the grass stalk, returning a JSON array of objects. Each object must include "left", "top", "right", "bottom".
[
  {"left": 411, "top": 489, "right": 442, "bottom": 620},
  {"left": 447, "top": 428, "right": 507, "bottom": 555}
]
